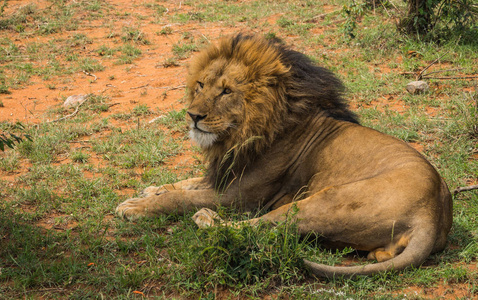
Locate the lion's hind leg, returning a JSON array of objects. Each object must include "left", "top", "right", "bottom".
[{"left": 367, "top": 234, "right": 411, "bottom": 262}]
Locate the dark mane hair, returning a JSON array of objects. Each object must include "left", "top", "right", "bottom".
[{"left": 230, "top": 34, "right": 359, "bottom": 124}]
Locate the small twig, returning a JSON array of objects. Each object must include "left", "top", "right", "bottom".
[
  {"left": 310, "top": 9, "right": 341, "bottom": 21},
  {"left": 107, "top": 103, "right": 120, "bottom": 108},
  {"left": 201, "top": 33, "right": 210, "bottom": 43},
  {"left": 417, "top": 51, "right": 450, "bottom": 80},
  {"left": 22, "top": 287, "right": 66, "bottom": 294},
  {"left": 159, "top": 85, "right": 186, "bottom": 100},
  {"left": 148, "top": 115, "right": 165, "bottom": 124},
  {"left": 82, "top": 70, "right": 97, "bottom": 81},
  {"left": 420, "top": 75, "right": 478, "bottom": 80},
  {"left": 453, "top": 185, "right": 478, "bottom": 195},
  {"left": 421, "top": 68, "right": 464, "bottom": 77},
  {"left": 400, "top": 72, "right": 418, "bottom": 76},
  {"left": 19, "top": 100, "right": 35, "bottom": 119},
  {"left": 130, "top": 84, "right": 149, "bottom": 90},
  {"left": 380, "top": 2, "right": 392, "bottom": 18},
  {"left": 158, "top": 84, "right": 186, "bottom": 91},
  {"left": 47, "top": 96, "right": 90, "bottom": 123}
]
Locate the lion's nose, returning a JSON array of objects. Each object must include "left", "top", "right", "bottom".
[{"left": 187, "top": 112, "right": 207, "bottom": 124}]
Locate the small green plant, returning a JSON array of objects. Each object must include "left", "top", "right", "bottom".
[
  {"left": 0, "top": 0, "right": 7, "bottom": 17},
  {"left": 162, "top": 57, "right": 180, "bottom": 68},
  {"left": 69, "top": 33, "right": 93, "bottom": 47},
  {"left": 277, "top": 16, "right": 293, "bottom": 28},
  {"left": 86, "top": 0, "right": 103, "bottom": 11},
  {"left": 172, "top": 42, "right": 198, "bottom": 59},
  {"left": 0, "top": 85, "right": 8, "bottom": 94},
  {"left": 159, "top": 26, "right": 173, "bottom": 35},
  {"left": 0, "top": 76, "right": 10, "bottom": 94},
  {"left": 71, "top": 151, "right": 89, "bottom": 163},
  {"left": 121, "top": 27, "right": 150, "bottom": 45},
  {"left": 0, "top": 123, "right": 31, "bottom": 152},
  {"left": 96, "top": 45, "right": 116, "bottom": 57},
  {"left": 87, "top": 94, "right": 111, "bottom": 113},
  {"left": 0, "top": 152, "right": 19, "bottom": 172},
  {"left": 341, "top": 1, "right": 366, "bottom": 39},
  {"left": 117, "top": 44, "right": 142, "bottom": 64},
  {"left": 132, "top": 104, "right": 151, "bottom": 116},
  {"left": 78, "top": 57, "right": 105, "bottom": 72}
]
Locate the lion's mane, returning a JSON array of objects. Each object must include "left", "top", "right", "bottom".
[{"left": 186, "top": 34, "right": 359, "bottom": 186}]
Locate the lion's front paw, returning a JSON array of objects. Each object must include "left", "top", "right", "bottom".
[
  {"left": 192, "top": 208, "right": 223, "bottom": 228},
  {"left": 116, "top": 198, "right": 153, "bottom": 221}
]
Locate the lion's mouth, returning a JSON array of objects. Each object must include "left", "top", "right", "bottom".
[
  {"left": 191, "top": 124, "right": 213, "bottom": 134},
  {"left": 189, "top": 127, "right": 218, "bottom": 148}
]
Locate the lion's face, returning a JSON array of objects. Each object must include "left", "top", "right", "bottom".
[
  {"left": 186, "top": 59, "right": 247, "bottom": 148},
  {"left": 185, "top": 36, "right": 291, "bottom": 152}
]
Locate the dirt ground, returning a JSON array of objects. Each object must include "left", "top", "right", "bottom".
[
  {"left": 0, "top": 0, "right": 279, "bottom": 125},
  {"left": 1, "top": 0, "right": 477, "bottom": 298}
]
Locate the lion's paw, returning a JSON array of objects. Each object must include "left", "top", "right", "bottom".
[
  {"left": 116, "top": 198, "right": 152, "bottom": 221},
  {"left": 192, "top": 208, "right": 223, "bottom": 228}
]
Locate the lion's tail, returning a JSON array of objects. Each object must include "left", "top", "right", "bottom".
[{"left": 303, "top": 228, "right": 436, "bottom": 278}]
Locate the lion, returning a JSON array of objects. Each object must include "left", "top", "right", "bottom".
[{"left": 116, "top": 34, "right": 453, "bottom": 278}]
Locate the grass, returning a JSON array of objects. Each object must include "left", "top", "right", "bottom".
[{"left": 0, "top": 0, "right": 477, "bottom": 298}]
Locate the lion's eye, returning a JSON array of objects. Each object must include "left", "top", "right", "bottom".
[
  {"left": 197, "top": 81, "right": 204, "bottom": 89},
  {"left": 222, "top": 88, "right": 232, "bottom": 95}
]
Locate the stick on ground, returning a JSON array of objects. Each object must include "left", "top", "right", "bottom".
[{"left": 453, "top": 185, "right": 478, "bottom": 195}]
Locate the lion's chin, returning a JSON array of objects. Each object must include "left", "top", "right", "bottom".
[{"left": 189, "top": 129, "right": 218, "bottom": 148}]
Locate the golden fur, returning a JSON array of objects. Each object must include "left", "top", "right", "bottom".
[{"left": 116, "top": 34, "right": 453, "bottom": 277}]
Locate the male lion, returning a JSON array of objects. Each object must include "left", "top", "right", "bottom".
[{"left": 116, "top": 34, "right": 453, "bottom": 278}]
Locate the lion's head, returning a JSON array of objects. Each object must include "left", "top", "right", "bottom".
[{"left": 186, "top": 34, "right": 358, "bottom": 185}]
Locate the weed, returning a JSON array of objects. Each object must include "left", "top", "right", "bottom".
[
  {"left": 78, "top": 58, "right": 104, "bottom": 72},
  {"left": 172, "top": 42, "right": 198, "bottom": 59},
  {"left": 162, "top": 57, "right": 180, "bottom": 68},
  {"left": 71, "top": 151, "right": 89, "bottom": 163},
  {"left": 341, "top": 1, "right": 366, "bottom": 39},
  {"left": 96, "top": 45, "right": 116, "bottom": 57},
  {"left": 0, "top": 78, "right": 9, "bottom": 94},
  {"left": 277, "top": 16, "right": 293, "bottom": 28},
  {"left": 0, "top": 122, "right": 31, "bottom": 152},
  {"left": 117, "top": 44, "right": 142, "bottom": 64},
  {"left": 157, "top": 109, "right": 188, "bottom": 133},
  {"left": 121, "top": 27, "right": 150, "bottom": 45},
  {"left": 159, "top": 26, "right": 173, "bottom": 35},
  {"left": 87, "top": 94, "right": 111, "bottom": 113},
  {"left": 0, "top": 152, "right": 19, "bottom": 172},
  {"left": 132, "top": 104, "right": 151, "bottom": 116}
]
